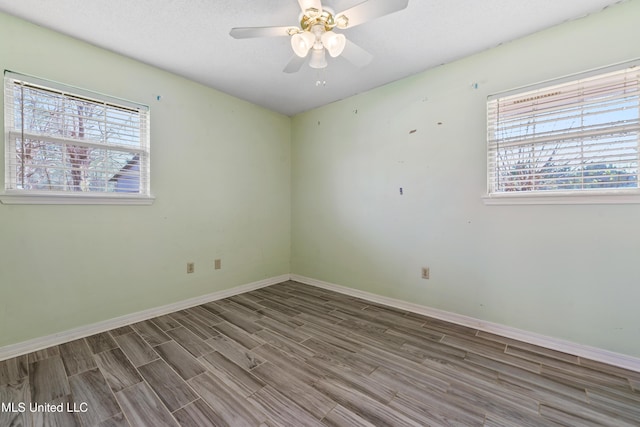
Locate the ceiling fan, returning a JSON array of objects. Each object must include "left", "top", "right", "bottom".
[{"left": 230, "top": 0, "right": 409, "bottom": 73}]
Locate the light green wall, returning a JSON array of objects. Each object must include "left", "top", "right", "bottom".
[
  {"left": 2, "top": 1, "right": 640, "bottom": 360},
  {"left": 0, "top": 12, "right": 291, "bottom": 347},
  {"left": 291, "top": 0, "right": 640, "bottom": 357}
]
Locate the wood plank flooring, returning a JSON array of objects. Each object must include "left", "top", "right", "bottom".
[{"left": 1, "top": 280, "right": 639, "bottom": 426}]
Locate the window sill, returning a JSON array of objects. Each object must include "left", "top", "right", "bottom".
[
  {"left": 0, "top": 192, "right": 155, "bottom": 205},
  {"left": 482, "top": 191, "right": 640, "bottom": 205}
]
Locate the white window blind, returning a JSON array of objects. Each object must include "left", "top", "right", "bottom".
[
  {"left": 3, "top": 71, "right": 150, "bottom": 201},
  {"left": 487, "top": 62, "right": 640, "bottom": 198}
]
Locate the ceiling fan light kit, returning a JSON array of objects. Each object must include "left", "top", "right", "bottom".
[
  {"left": 291, "top": 31, "right": 315, "bottom": 57},
  {"left": 229, "top": 0, "right": 409, "bottom": 73},
  {"left": 309, "top": 47, "right": 328, "bottom": 69},
  {"left": 321, "top": 31, "right": 346, "bottom": 57}
]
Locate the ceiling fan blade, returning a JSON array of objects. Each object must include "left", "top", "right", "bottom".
[
  {"left": 229, "top": 26, "right": 297, "bottom": 39},
  {"left": 298, "top": 0, "right": 322, "bottom": 13},
  {"left": 335, "top": 0, "right": 409, "bottom": 29},
  {"left": 283, "top": 55, "right": 307, "bottom": 73},
  {"left": 341, "top": 40, "right": 373, "bottom": 68}
]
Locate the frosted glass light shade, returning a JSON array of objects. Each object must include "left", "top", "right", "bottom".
[
  {"left": 321, "top": 31, "right": 346, "bottom": 57},
  {"left": 309, "top": 47, "right": 327, "bottom": 69},
  {"left": 291, "top": 32, "right": 316, "bottom": 57}
]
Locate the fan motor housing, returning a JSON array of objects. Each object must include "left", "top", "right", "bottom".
[{"left": 300, "top": 9, "right": 335, "bottom": 32}]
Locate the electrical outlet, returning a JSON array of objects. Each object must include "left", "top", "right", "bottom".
[
  {"left": 187, "top": 262, "right": 195, "bottom": 274},
  {"left": 421, "top": 267, "right": 430, "bottom": 279},
  {"left": 214, "top": 259, "right": 221, "bottom": 270}
]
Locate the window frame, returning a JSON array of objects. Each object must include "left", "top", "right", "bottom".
[
  {"left": 483, "top": 60, "right": 640, "bottom": 205},
  {"left": 1, "top": 71, "right": 153, "bottom": 205}
]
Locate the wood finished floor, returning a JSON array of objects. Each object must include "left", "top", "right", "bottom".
[{"left": 1, "top": 281, "right": 639, "bottom": 427}]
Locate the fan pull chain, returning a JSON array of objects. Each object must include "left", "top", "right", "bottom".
[{"left": 315, "top": 69, "right": 327, "bottom": 87}]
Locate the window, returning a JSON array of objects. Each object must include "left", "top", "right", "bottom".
[
  {"left": 485, "top": 62, "right": 640, "bottom": 204},
  {"left": 2, "top": 71, "right": 152, "bottom": 204}
]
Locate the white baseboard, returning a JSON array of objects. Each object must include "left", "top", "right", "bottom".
[
  {"left": 0, "top": 274, "right": 289, "bottom": 362},
  {"left": 291, "top": 274, "right": 640, "bottom": 374},
  {"left": 5, "top": 272, "right": 639, "bottom": 374}
]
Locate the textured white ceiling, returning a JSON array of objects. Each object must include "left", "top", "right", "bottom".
[{"left": 0, "top": 0, "right": 626, "bottom": 116}]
